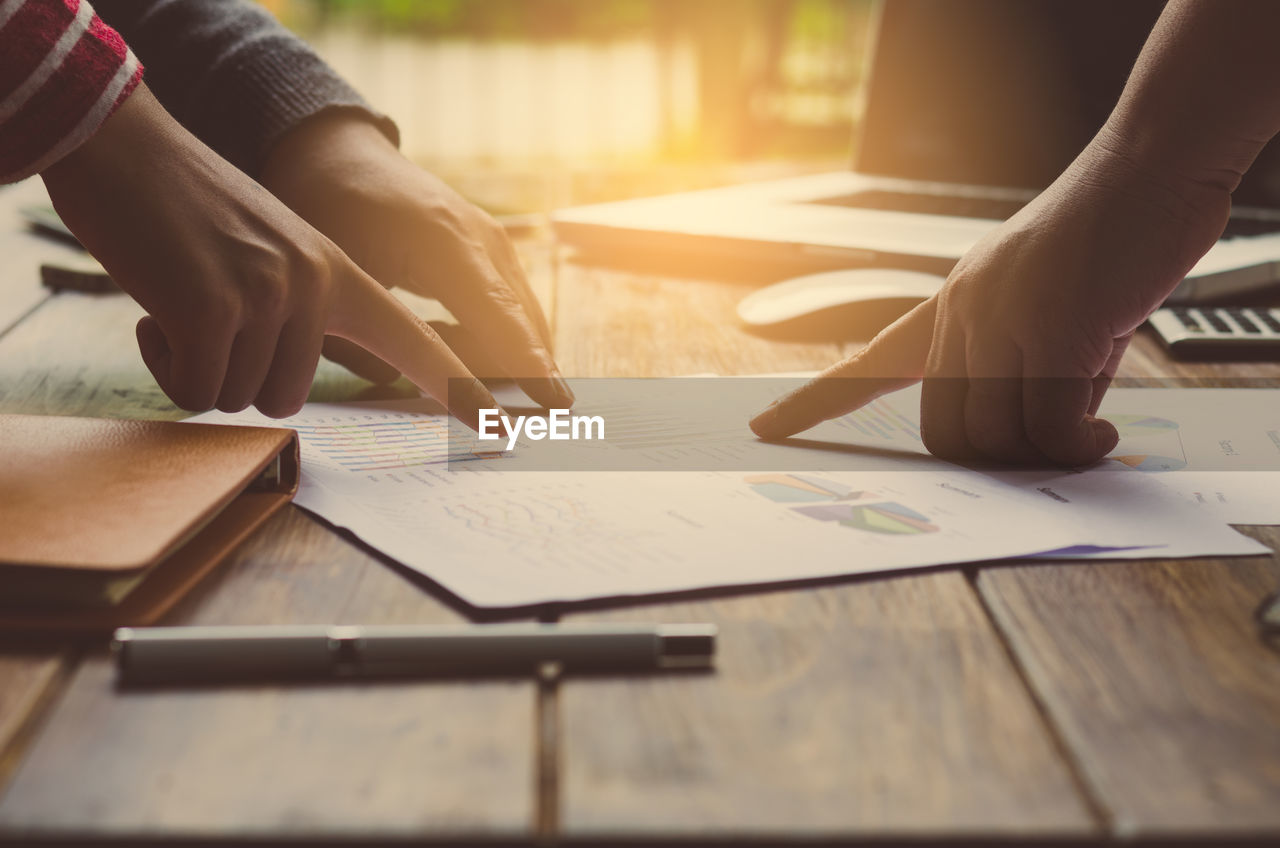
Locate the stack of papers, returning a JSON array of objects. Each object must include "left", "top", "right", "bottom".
[{"left": 190, "top": 380, "right": 1277, "bottom": 610}]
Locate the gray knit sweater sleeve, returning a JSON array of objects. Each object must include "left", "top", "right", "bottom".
[{"left": 93, "top": 0, "right": 399, "bottom": 177}]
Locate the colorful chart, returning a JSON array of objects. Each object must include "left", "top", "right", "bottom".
[
  {"left": 1105, "top": 414, "right": 1186, "bottom": 472},
  {"left": 1108, "top": 454, "right": 1188, "bottom": 472},
  {"left": 833, "top": 398, "right": 923, "bottom": 443},
  {"left": 746, "top": 473, "right": 940, "bottom": 535},
  {"left": 794, "top": 502, "right": 940, "bottom": 535},
  {"left": 295, "top": 418, "right": 483, "bottom": 472},
  {"left": 1109, "top": 414, "right": 1180, "bottom": 437},
  {"left": 745, "top": 473, "right": 866, "bottom": 503}
]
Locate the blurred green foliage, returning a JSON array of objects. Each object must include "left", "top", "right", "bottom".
[
  {"left": 294, "top": 0, "right": 854, "bottom": 41},
  {"left": 277, "top": 0, "right": 870, "bottom": 162},
  {"left": 302, "top": 0, "right": 654, "bottom": 37}
]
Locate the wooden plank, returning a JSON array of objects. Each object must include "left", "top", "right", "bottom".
[
  {"left": 0, "top": 509, "right": 537, "bottom": 841},
  {"left": 0, "top": 651, "right": 68, "bottom": 794},
  {"left": 977, "top": 543, "right": 1280, "bottom": 836},
  {"left": 972, "top": 334, "right": 1280, "bottom": 838},
  {"left": 0, "top": 185, "right": 96, "bottom": 803},
  {"left": 552, "top": 260, "right": 1097, "bottom": 839},
  {"left": 559, "top": 580, "right": 1096, "bottom": 839},
  {"left": 0, "top": 280, "right": 541, "bottom": 840},
  {"left": 553, "top": 258, "right": 854, "bottom": 378},
  {"left": 0, "top": 179, "right": 79, "bottom": 336}
]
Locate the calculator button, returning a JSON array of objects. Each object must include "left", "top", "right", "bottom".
[
  {"left": 1228, "top": 308, "right": 1262, "bottom": 333},
  {"left": 1172, "top": 307, "right": 1203, "bottom": 331},
  {"left": 1203, "top": 310, "right": 1233, "bottom": 333},
  {"left": 1260, "top": 309, "right": 1280, "bottom": 333}
]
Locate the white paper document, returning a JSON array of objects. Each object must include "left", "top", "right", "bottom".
[
  {"left": 534, "top": 379, "right": 1271, "bottom": 561},
  {"left": 189, "top": 382, "right": 1270, "bottom": 609},
  {"left": 784, "top": 382, "right": 1276, "bottom": 559},
  {"left": 783, "top": 382, "right": 1279, "bottom": 544},
  {"left": 1095, "top": 388, "right": 1280, "bottom": 525}
]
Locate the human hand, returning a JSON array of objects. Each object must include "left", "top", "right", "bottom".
[
  {"left": 749, "top": 133, "right": 1233, "bottom": 465},
  {"left": 260, "top": 112, "right": 572, "bottom": 408},
  {"left": 41, "top": 86, "right": 499, "bottom": 426}
]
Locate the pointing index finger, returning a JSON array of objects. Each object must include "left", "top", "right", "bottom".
[
  {"left": 327, "top": 264, "right": 499, "bottom": 431},
  {"left": 433, "top": 256, "right": 572, "bottom": 409},
  {"left": 749, "top": 298, "right": 938, "bottom": 439}
]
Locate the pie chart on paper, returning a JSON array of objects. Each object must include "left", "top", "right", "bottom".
[
  {"left": 793, "top": 502, "right": 940, "bottom": 535},
  {"left": 745, "top": 473, "right": 867, "bottom": 503},
  {"left": 1109, "top": 454, "right": 1188, "bottom": 472},
  {"left": 1104, "top": 414, "right": 1187, "bottom": 472},
  {"left": 1109, "top": 414, "right": 1180, "bottom": 436}
]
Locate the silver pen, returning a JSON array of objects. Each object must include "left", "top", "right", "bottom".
[{"left": 112, "top": 623, "right": 717, "bottom": 684}]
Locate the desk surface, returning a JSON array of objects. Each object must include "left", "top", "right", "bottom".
[{"left": 0, "top": 177, "right": 1278, "bottom": 845}]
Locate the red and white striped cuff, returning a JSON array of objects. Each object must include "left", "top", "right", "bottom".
[{"left": 0, "top": 0, "right": 144, "bottom": 183}]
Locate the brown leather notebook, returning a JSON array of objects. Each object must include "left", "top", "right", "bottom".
[{"left": 0, "top": 415, "right": 299, "bottom": 633}]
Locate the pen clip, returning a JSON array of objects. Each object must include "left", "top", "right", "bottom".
[{"left": 327, "top": 626, "right": 364, "bottom": 676}]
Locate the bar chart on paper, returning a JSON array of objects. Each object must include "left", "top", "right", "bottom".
[
  {"left": 1105, "top": 414, "right": 1188, "bottom": 472},
  {"left": 189, "top": 403, "right": 503, "bottom": 478},
  {"left": 831, "top": 398, "right": 924, "bottom": 443},
  {"left": 745, "top": 473, "right": 941, "bottom": 536},
  {"left": 294, "top": 418, "right": 462, "bottom": 472}
]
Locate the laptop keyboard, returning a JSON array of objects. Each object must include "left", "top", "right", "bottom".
[
  {"left": 813, "top": 190, "right": 1027, "bottom": 220},
  {"left": 815, "top": 189, "right": 1280, "bottom": 238},
  {"left": 1221, "top": 216, "right": 1280, "bottom": 238}
]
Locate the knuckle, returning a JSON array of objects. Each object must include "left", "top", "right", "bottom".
[
  {"left": 310, "top": 259, "right": 342, "bottom": 307},
  {"left": 485, "top": 283, "right": 525, "bottom": 313},
  {"left": 483, "top": 214, "right": 511, "bottom": 243},
  {"left": 233, "top": 234, "right": 291, "bottom": 282},
  {"left": 428, "top": 203, "right": 470, "bottom": 241},
  {"left": 284, "top": 242, "right": 330, "bottom": 294},
  {"left": 248, "top": 273, "right": 289, "bottom": 319},
  {"left": 294, "top": 237, "right": 330, "bottom": 271}
]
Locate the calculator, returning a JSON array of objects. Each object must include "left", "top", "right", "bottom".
[{"left": 1147, "top": 306, "right": 1280, "bottom": 359}]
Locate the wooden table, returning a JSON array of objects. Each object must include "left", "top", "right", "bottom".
[{"left": 0, "top": 176, "right": 1278, "bottom": 846}]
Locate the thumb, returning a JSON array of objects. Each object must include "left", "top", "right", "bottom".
[
  {"left": 750, "top": 297, "right": 938, "bottom": 439},
  {"left": 1022, "top": 364, "right": 1121, "bottom": 466}
]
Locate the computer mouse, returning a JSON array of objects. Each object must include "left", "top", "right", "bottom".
[{"left": 737, "top": 268, "right": 946, "bottom": 330}]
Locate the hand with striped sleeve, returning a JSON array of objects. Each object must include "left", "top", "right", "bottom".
[
  {"left": 40, "top": 84, "right": 509, "bottom": 425},
  {"left": 2, "top": 0, "right": 559, "bottom": 425},
  {"left": 0, "top": 0, "right": 141, "bottom": 182}
]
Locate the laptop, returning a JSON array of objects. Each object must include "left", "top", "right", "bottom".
[{"left": 552, "top": 0, "right": 1280, "bottom": 304}]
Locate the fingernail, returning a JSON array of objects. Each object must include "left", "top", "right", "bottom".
[{"left": 550, "top": 373, "right": 575, "bottom": 406}]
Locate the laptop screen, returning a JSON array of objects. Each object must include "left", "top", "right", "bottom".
[{"left": 856, "top": 0, "right": 1280, "bottom": 207}]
